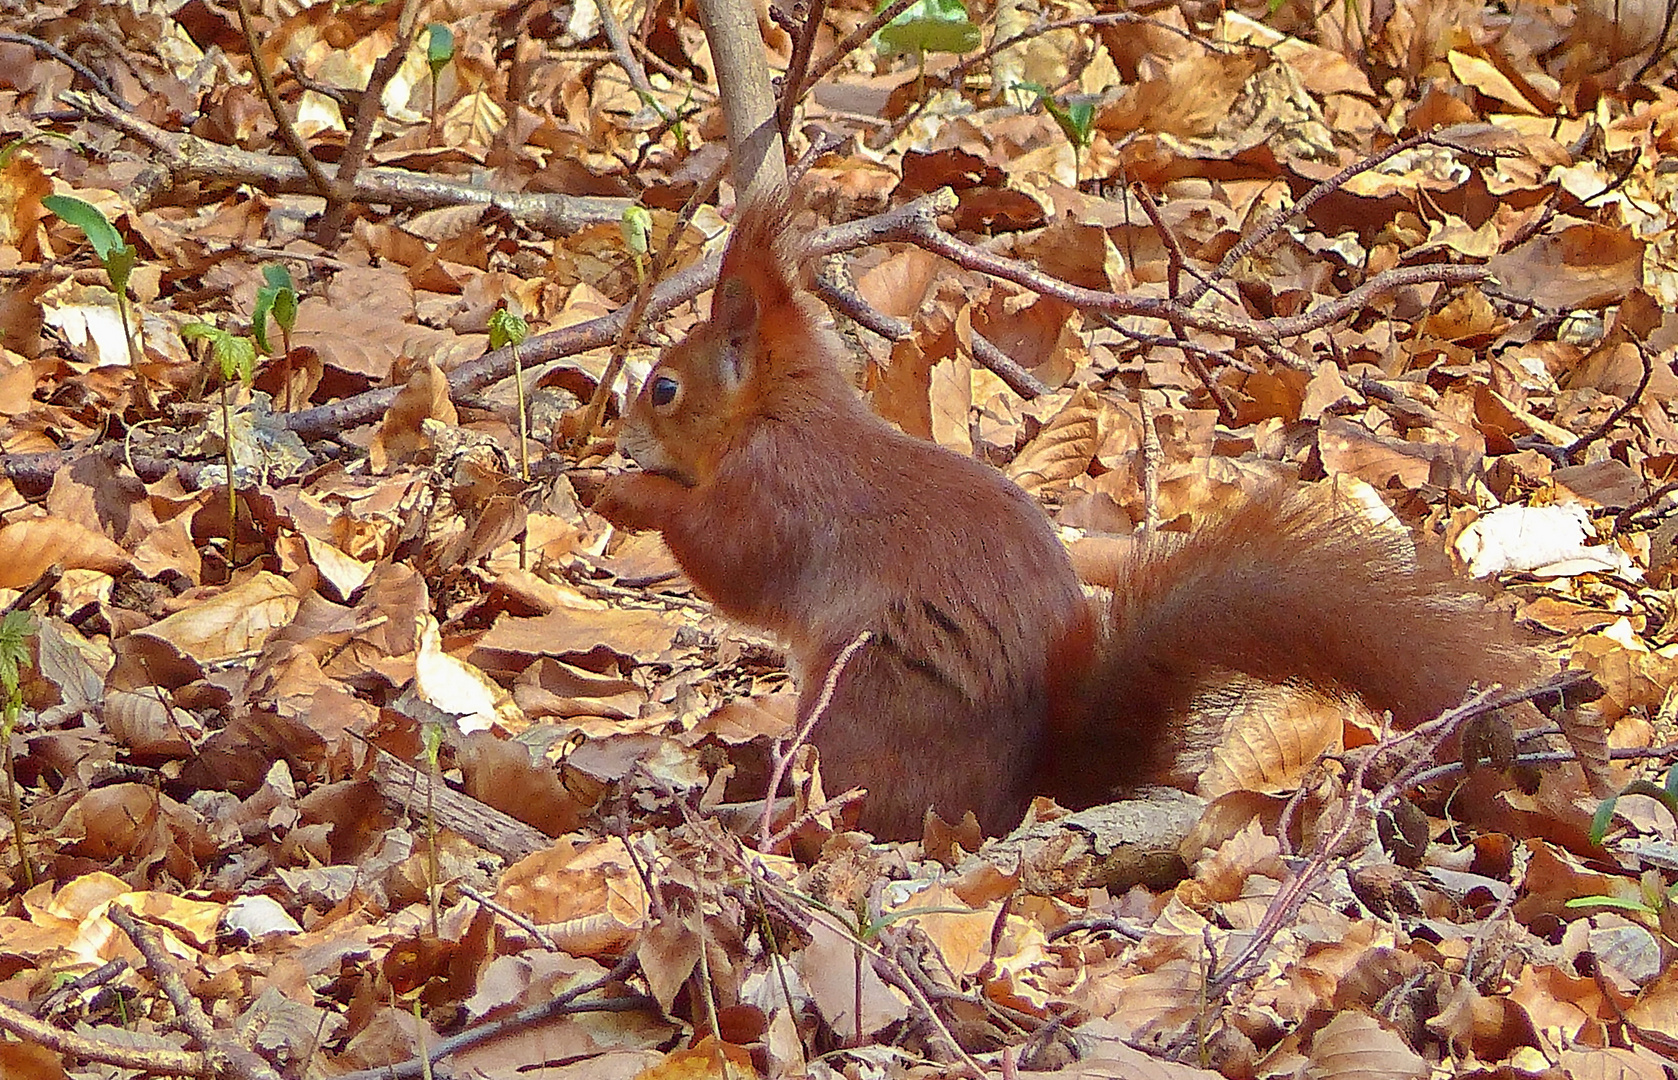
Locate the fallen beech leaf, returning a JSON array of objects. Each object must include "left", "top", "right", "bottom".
[
  {"left": 1007, "top": 385, "right": 1101, "bottom": 494},
  {"left": 414, "top": 613, "right": 523, "bottom": 733},
  {"left": 1306, "top": 1010, "right": 1428, "bottom": 1080},
  {"left": 496, "top": 837, "right": 650, "bottom": 956},
  {"left": 138, "top": 571, "right": 302, "bottom": 662},
  {"left": 1485, "top": 224, "right": 1644, "bottom": 312},
  {"left": 0, "top": 515, "right": 129, "bottom": 588}
]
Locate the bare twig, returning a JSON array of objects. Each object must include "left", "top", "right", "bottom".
[
  {"left": 809, "top": 271, "right": 1050, "bottom": 398},
  {"left": 1564, "top": 338, "right": 1654, "bottom": 463},
  {"left": 233, "top": 0, "right": 333, "bottom": 199},
  {"left": 577, "top": 161, "right": 728, "bottom": 444},
  {"left": 0, "top": 31, "right": 131, "bottom": 108},
  {"left": 64, "top": 90, "right": 630, "bottom": 231},
  {"left": 316, "top": 0, "right": 419, "bottom": 243},
  {"left": 1129, "top": 183, "right": 1239, "bottom": 423},
  {"left": 777, "top": 0, "right": 830, "bottom": 140},
  {"left": 329, "top": 953, "right": 651, "bottom": 1080},
  {"left": 1206, "top": 670, "right": 1592, "bottom": 998},
  {"left": 799, "top": 0, "right": 920, "bottom": 97},
  {"left": 1187, "top": 130, "right": 1436, "bottom": 306},
  {"left": 595, "top": 0, "right": 658, "bottom": 101},
  {"left": 759, "top": 630, "right": 872, "bottom": 851},
  {"left": 0, "top": 996, "right": 210, "bottom": 1077},
  {"left": 107, "top": 904, "right": 282, "bottom": 1080}
]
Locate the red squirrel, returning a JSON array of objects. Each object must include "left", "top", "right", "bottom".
[{"left": 594, "top": 196, "right": 1529, "bottom": 840}]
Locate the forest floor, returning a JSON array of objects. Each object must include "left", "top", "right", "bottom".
[{"left": 1, "top": 0, "right": 1677, "bottom": 1076}]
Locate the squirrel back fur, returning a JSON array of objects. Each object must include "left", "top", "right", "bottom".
[{"left": 595, "top": 196, "right": 1531, "bottom": 840}]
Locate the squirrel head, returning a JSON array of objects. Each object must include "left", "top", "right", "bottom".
[
  {"left": 617, "top": 192, "right": 832, "bottom": 486},
  {"left": 617, "top": 276, "right": 765, "bottom": 485}
]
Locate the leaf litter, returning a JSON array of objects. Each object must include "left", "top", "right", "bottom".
[{"left": 1, "top": 0, "right": 1677, "bottom": 1076}]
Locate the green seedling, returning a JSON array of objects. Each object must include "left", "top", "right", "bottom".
[
  {"left": 426, "top": 23, "right": 455, "bottom": 146},
  {"left": 1015, "top": 81, "right": 1095, "bottom": 182},
  {"left": 489, "top": 305, "right": 532, "bottom": 567},
  {"left": 43, "top": 194, "right": 144, "bottom": 369},
  {"left": 1589, "top": 763, "right": 1678, "bottom": 846},
  {"left": 621, "top": 205, "right": 653, "bottom": 285},
  {"left": 1566, "top": 868, "right": 1678, "bottom": 945},
  {"left": 876, "top": 0, "right": 980, "bottom": 59},
  {"left": 875, "top": 0, "right": 979, "bottom": 111},
  {"left": 182, "top": 322, "right": 258, "bottom": 567},
  {"left": 0, "top": 611, "right": 36, "bottom": 888},
  {"left": 253, "top": 263, "right": 299, "bottom": 355}
]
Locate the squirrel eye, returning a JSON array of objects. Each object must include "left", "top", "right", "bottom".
[{"left": 650, "top": 375, "right": 679, "bottom": 407}]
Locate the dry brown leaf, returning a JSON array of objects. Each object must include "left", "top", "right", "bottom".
[
  {"left": 1486, "top": 224, "right": 1645, "bottom": 312},
  {"left": 1306, "top": 1010, "right": 1429, "bottom": 1080},
  {"left": 1007, "top": 385, "right": 1102, "bottom": 495},
  {"left": 138, "top": 570, "right": 302, "bottom": 663},
  {"left": 0, "top": 514, "right": 129, "bottom": 588}
]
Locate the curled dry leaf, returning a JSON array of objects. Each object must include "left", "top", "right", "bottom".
[
  {"left": 495, "top": 836, "right": 650, "bottom": 956},
  {"left": 414, "top": 613, "right": 523, "bottom": 734}
]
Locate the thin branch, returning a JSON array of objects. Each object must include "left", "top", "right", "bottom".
[
  {"left": 809, "top": 271, "right": 1050, "bottom": 399},
  {"left": 777, "top": 0, "right": 830, "bottom": 139},
  {"left": 63, "top": 89, "right": 630, "bottom": 231},
  {"left": 799, "top": 0, "right": 919, "bottom": 96},
  {"left": 329, "top": 953, "right": 652, "bottom": 1080},
  {"left": 233, "top": 0, "right": 333, "bottom": 198},
  {"left": 759, "top": 629, "right": 872, "bottom": 851},
  {"left": 0, "top": 32, "right": 131, "bottom": 108},
  {"left": 1564, "top": 337, "right": 1654, "bottom": 463},
  {"left": 315, "top": 0, "right": 419, "bottom": 244},
  {"left": 0, "top": 996, "right": 210, "bottom": 1077},
  {"left": 1186, "top": 130, "right": 1438, "bottom": 306},
  {"left": 1206, "top": 670, "right": 1592, "bottom": 998},
  {"left": 596, "top": 0, "right": 658, "bottom": 101},
  {"left": 577, "top": 159, "right": 729, "bottom": 443},
  {"left": 107, "top": 904, "right": 282, "bottom": 1080}
]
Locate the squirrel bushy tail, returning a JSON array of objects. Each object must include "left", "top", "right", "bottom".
[{"left": 1039, "top": 491, "right": 1534, "bottom": 807}]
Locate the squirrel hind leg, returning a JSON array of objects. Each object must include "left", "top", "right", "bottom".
[{"left": 806, "top": 643, "right": 1044, "bottom": 840}]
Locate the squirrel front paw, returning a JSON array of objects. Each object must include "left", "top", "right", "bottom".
[{"left": 594, "top": 471, "right": 687, "bottom": 532}]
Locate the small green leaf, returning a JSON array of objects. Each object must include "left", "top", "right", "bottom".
[
  {"left": 104, "top": 243, "right": 137, "bottom": 294},
  {"left": 1564, "top": 893, "right": 1654, "bottom": 914},
  {"left": 620, "top": 205, "right": 653, "bottom": 256},
  {"left": 1015, "top": 83, "right": 1094, "bottom": 151},
  {"left": 1046, "top": 98, "right": 1094, "bottom": 149},
  {"left": 876, "top": 0, "right": 979, "bottom": 57},
  {"left": 253, "top": 265, "right": 299, "bottom": 354},
  {"left": 0, "top": 610, "right": 35, "bottom": 697},
  {"left": 181, "top": 321, "right": 225, "bottom": 344},
  {"left": 262, "top": 263, "right": 296, "bottom": 292},
  {"left": 253, "top": 291, "right": 277, "bottom": 354},
  {"left": 1589, "top": 794, "right": 1617, "bottom": 847},
  {"left": 42, "top": 194, "right": 125, "bottom": 262},
  {"left": 489, "top": 307, "right": 528, "bottom": 350},
  {"left": 183, "top": 322, "right": 257, "bottom": 383},
  {"left": 272, "top": 287, "right": 297, "bottom": 333},
  {"left": 427, "top": 24, "right": 455, "bottom": 76},
  {"left": 225, "top": 334, "right": 257, "bottom": 383}
]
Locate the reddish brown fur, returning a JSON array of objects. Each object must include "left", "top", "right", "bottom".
[{"left": 596, "top": 197, "right": 1532, "bottom": 840}]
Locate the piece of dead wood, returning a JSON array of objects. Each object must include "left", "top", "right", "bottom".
[
  {"left": 63, "top": 90, "right": 631, "bottom": 234},
  {"left": 961, "top": 789, "right": 1208, "bottom": 894},
  {"left": 367, "top": 746, "right": 553, "bottom": 861}
]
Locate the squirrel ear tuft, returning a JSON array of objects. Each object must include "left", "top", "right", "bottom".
[
  {"left": 712, "top": 278, "right": 759, "bottom": 388},
  {"left": 713, "top": 277, "right": 758, "bottom": 331}
]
